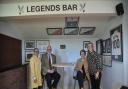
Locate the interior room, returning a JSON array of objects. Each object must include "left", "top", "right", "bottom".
[{"left": 0, "top": 0, "right": 128, "bottom": 89}]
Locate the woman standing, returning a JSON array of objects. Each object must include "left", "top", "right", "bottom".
[
  {"left": 87, "top": 42, "right": 103, "bottom": 89},
  {"left": 29, "top": 48, "right": 42, "bottom": 89},
  {"left": 75, "top": 49, "right": 90, "bottom": 89}
]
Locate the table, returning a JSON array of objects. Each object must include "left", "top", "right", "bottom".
[
  {"left": 52, "top": 63, "right": 74, "bottom": 89},
  {"left": 52, "top": 63, "right": 74, "bottom": 68}
]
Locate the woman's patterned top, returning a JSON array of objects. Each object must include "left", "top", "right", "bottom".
[{"left": 87, "top": 51, "right": 103, "bottom": 75}]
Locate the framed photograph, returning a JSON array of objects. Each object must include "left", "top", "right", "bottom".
[
  {"left": 60, "top": 44, "right": 66, "bottom": 49},
  {"left": 96, "top": 39, "right": 103, "bottom": 55},
  {"left": 79, "top": 27, "right": 95, "bottom": 35},
  {"left": 47, "top": 28, "right": 63, "bottom": 35},
  {"left": 105, "top": 38, "right": 111, "bottom": 53},
  {"left": 102, "top": 40, "right": 106, "bottom": 53},
  {"left": 64, "top": 27, "right": 79, "bottom": 35},
  {"left": 103, "top": 55, "right": 112, "bottom": 67},
  {"left": 25, "top": 51, "right": 33, "bottom": 62},
  {"left": 83, "top": 41, "right": 90, "bottom": 52},
  {"left": 65, "top": 17, "right": 79, "bottom": 28},
  {"left": 36, "top": 40, "right": 49, "bottom": 53},
  {"left": 25, "top": 40, "right": 35, "bottom": 50},
  {"left": 110, "top": 24, "right": 123, "bottom": 62}
]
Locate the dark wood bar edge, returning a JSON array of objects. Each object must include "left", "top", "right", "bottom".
[
  {"left": 0, "top": 63, "right": 28, "bottom": 73},
  {"left": 0, "top": 64, "right": 28, "bottom": 89}
]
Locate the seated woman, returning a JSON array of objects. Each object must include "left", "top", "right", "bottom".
[{"left": 74, "top": 49, "right": 90, "bottom": 89}]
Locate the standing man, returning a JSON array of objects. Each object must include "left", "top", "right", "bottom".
[
  {"left": 41, "top": 45, "right": 61, "bottom": 89},
  {"left": 29, "top": 48, "right": 42, "bottom": 89},
  {"left": 87, "top": 42, "right": 103, "bottom": 89}
]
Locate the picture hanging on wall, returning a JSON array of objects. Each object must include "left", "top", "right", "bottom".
[
  {"left": 83, "top": 41, "right": 90, "bottom": 52},
  {"left": 25, "top": 51, "right": 33, "bottom": 62},
  {"left": 64, "top": 27, "right": 79, "bottom": 35},
  {"left": 110, "top": 24, "right": 123, "bottom": 62},
  {"left": 25, "top": 40, "right": 35, "bottom": 50},
  {"left": 103, "top": 55, "right": 112, "bottom": 67},
  {"left": 47, "top": 28, "right": 63, "bottom": 35},
  {"left": 105, "top": 38, "right": 111, "bottom": 53},
  {"left": 96, "top": 39, "right": 103, "bottom": 55},
  {"left": 60, "top": 44, "right": 66, "bottom": 49},
  {"left": 79, "top": 27, "right": 95, "bottom": 35},
  {"left": 65, "top": 17, "right": 79, "bottom": 28},
  {"left": 102, "top": 40, "right": 106, "bottom": 53},
  {"left": 36, "top": 40, "right": 49, "bottom": 53}
]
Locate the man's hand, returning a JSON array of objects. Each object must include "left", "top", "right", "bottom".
[{"left": 47, "top": 69, "right": 54, "bottom": 73}]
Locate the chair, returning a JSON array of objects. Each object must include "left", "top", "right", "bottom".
[{"left": 73, "top": 70, "right": 90, "bottom": 89}]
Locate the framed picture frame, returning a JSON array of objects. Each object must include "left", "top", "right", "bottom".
[
  {"left": 65, "top": 17, "right": 79, "bottom": 28},
  {"left": 47, "top": 28, "right": 63, "bottom": 35},
  {"left": 36, "top": 40, "right": 49, "bottom": 53},
  {"left": 25, "top": 51, "right": 33, "bottom": 62},
  {"left": 64, "top": 27, "right": 79, "bottom": 35},
  {"left": 79, "top": 27, "right": 96, "bottom": 35},
  {"left": 103, "top": 55, "right": 112, "bottom": 67},
  {"left": 102, "top": 40, "right": 106, "bottom": 53},
  {"left": 105, "top": 38, "right": 111, "bottom": 53},
  {"left": 96, "top": 39, "right": 103, "bottom": 55},
  {"left": 110, "top": 24, "right": 123, "bottom": 62},
  {"left": 60, "top": 44, "right": 66, "bottom": 49},
  {"left": 25, "top": 40, "right": 35, "bottom": 50},
  {"left": 83, "top": 41, "right": 90, "bottom": 52}
]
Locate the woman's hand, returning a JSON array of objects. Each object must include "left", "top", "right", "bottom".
[
  {"left": 95, "top": 72, "right": 99, "bottom": 79},
  {"left": 33, "top": 77, "right": 37, "bottom": 83},
  {"left": 80, "top": 69, "right": 83, "bottom": 73}
]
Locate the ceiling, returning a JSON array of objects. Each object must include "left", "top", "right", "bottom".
[{"left": 0, "top": 14, "right": 115, "bottom": 39}]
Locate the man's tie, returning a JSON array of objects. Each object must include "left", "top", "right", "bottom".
[{"left": 49, "top": 55, "right": 52, "bottom": 70}]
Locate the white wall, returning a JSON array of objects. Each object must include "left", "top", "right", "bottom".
[
  {"left": 0, "top": 21, "right": 23, "bottom": 39},
  {"left": 101, "top": 0, "right": 128, "bottom": 89},
  {"left": 122, "top": 0, "right": 128, "bottom": 85}
]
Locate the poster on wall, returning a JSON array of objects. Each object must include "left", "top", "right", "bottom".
[{"left": 110, "top": 24, "right": 123, "bottom": 62}]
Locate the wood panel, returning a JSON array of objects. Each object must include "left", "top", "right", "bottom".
[
  {"left": 0, "top": 65, "right": 27, "bottom": 89},
  {"left": 0, "top": 33, "right": 22, "bottom": 71}
]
